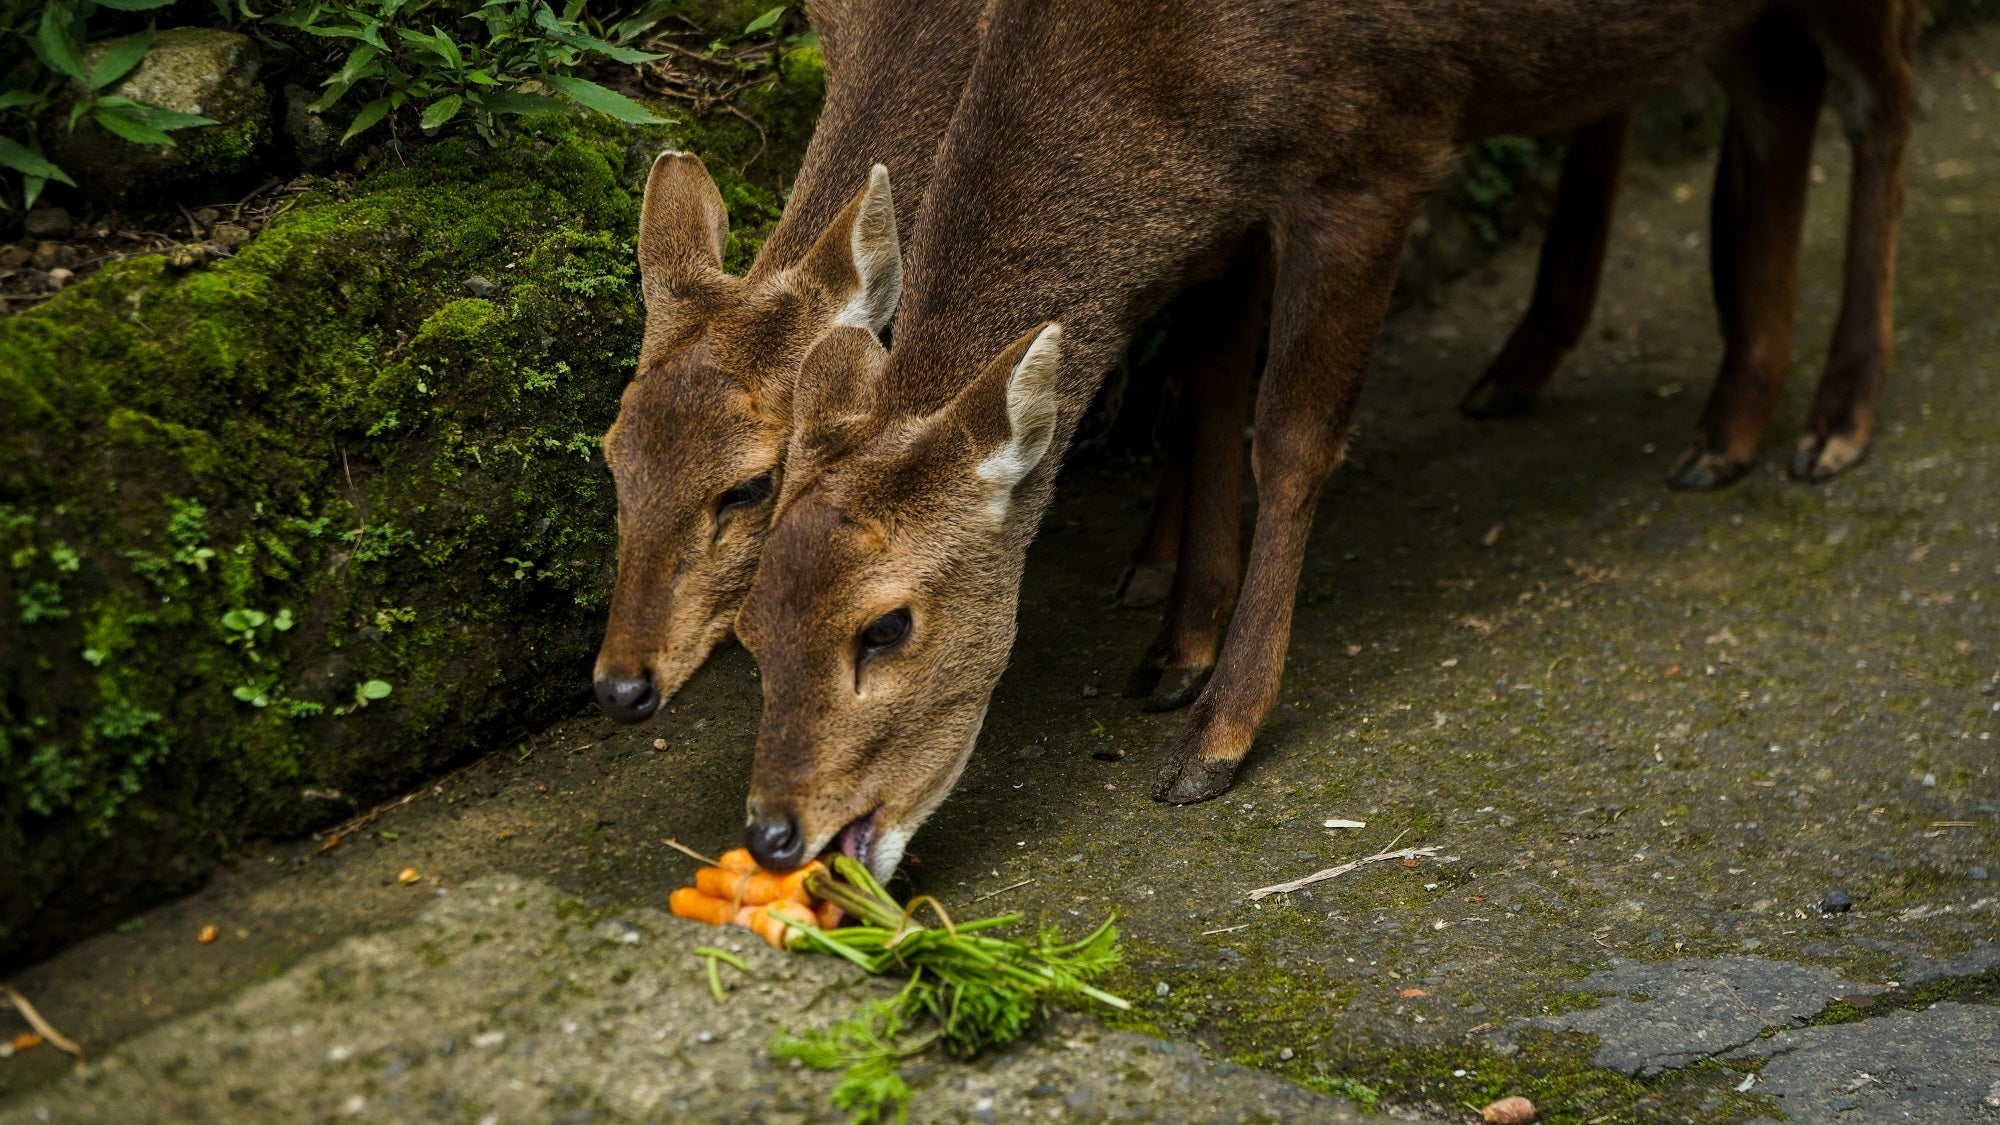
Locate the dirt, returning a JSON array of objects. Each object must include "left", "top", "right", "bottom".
[{"left": 3, "top": 22, "right": 1997, "bottom": 1125}]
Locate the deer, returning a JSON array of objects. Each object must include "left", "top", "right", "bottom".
[
  {"left": 595, "top": 0, "right": 1273, "bottom": 725},
  {"left": 591, "top": 0, "right": 980, "bottom": 724},
  {"left": 730, "top": 0, "right": 1917, "bottom": 879}
]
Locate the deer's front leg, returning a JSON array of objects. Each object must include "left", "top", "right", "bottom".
[{"left": 1154, "top": 192, "right": 1424, "bottom": 804}]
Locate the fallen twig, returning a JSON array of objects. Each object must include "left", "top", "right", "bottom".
[
  {"left": 665, "top": 837, "right": 722, "bottom": 867},
  {"left": 2, "top": 986, "right": 85, "bottom": 1067},
  {"left": 971, "top": 878, "right": 1034, "bottom": 903},
  {"left": 1201, "top": 923, "right": 1251, "bottom": 936},
  {"left": 1245, "top": 839, "right": 1442, "bottom": 901}
]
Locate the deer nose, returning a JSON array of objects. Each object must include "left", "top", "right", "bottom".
[
  {"left": 594, "top": 670, "right": 659, "bottom": 723},
  {"left": 745, "top": 811, "right": 806, "bottom": 871}
]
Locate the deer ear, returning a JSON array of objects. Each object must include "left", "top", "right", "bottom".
[
  {"left": 638, "top": 151, "right": 732, "bottom": 334},
  {"left": 787, "top": 326, "right": 887, "bottom": 476},
  {"left": 800, "top": 164, "right": 901, "bottom": 334},
  {"left": 956, "top": 323, "right": 1064, "bottom": 521}
]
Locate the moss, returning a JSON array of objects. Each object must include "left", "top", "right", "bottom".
[
  {"left": 0, "top": 80, "right": 819, "bottom": 964},
  {"left": 181, "top": 111, "right": 269, "bottom": 180}
]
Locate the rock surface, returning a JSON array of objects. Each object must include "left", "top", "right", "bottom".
[
  {"left": 43, "top": 28, "right": 266, "bottom": 200},
  {"left": 0, "top": 877, "right": 1375, "bottom": 1124},
  {"left": 1510, "top": 957, "right": 1885, "bottom": 1076},
  {"left": 1745, "top": 1003, "right": 2000, "bottom": 1123}
]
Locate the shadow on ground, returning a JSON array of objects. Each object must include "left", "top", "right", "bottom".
[{"left": 4, "top": 24, "right": 1998, "bottom": 1125}]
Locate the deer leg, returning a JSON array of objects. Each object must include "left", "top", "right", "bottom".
[
  {"left": 1113, "top": 426, "right": 1186, "bottom": 611},
  {"left": 1461, "top": 112, "right": 1631, "bottom": 419},
  {"left": 1791, "top": 0, "right": 1918, "bottom": 482},
  {"left": 1129, "top": 256, "right": 1264, "bottom": 711},
  {"left": 1668, "top": 15, "right": 1826, "bottom": 491},
  {"left": 1154, "top": 193, "right": 1420, "bottom": 804}
]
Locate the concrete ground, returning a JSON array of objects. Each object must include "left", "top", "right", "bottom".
[{"left": 4, "top": 24, "right": 1997, "bottom": 1125}]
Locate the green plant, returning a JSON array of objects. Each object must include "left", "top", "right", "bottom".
[
  {"left": 774, "top": 856, "right": 1129, "bottom": 1124},
  {"left": 272, "top": 0, "right": 674, "bottom": 144},
  {"left": 1, "top": 0, "right": 218, "bottom": 210}
]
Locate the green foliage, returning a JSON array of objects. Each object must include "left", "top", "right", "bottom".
[
  {"left": 774, "top": 857, "right": 1129, "bottom": 1124},
  {"left": 1, "top": 0, "right": 218, "bottom": 209},
  {"left": 271, "top": 0, "right": 676, "bottom": 145},
  {"left": 0, "top": 79, "right": 818, "bottom": 959}
]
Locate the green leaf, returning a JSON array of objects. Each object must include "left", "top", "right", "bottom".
[
  {"left": 419, "top": 93, "right": 462, "bottom": 131},
  {"left": 742, "top": 5, "right": 785, "bottom": 34},
  {"left": 89, "top": 105, "right": 176, "bottom": 146},
  {"left": 0, "top": 137, "right": 75, "bottom": 186},
  {"left": 0, "top": 90, "right": 47, "bottom": 112},
  {"left": 479, "top": 90, "right": 559, "bottom": 116},
  {"left": 220, "top": 608, "right": 267, "bottom": 631},
  {"left": 308, "top": 78, "right": 354, "bottom": 114},
  {"left": 431, "top": 26, "right": 463, "bottom": 71},
  {"left": 541, "top": 74, "right": 662, "bottom": 124},
  {"left": 36, "top": 5, "right": 89, "bottom": 81},
  {"left": 531, "top": 9, "right": 663, "bottom": 64},
  {"left": 326, "top": 42, "right": 382, "bottom": 90},
  {"left": 129, "top": 103, "right": 221, "bottom": 131},
  {"left": 87, "top": 26, "right": 155, "bottom": 91},
  {"left": 359, "top": 679, "right": 393, "bottom": 700},
  {"left": 340, "top": 96, "right": 393, "bottom": 142},
  {"left": 94, "top": 0, "right": 178, "bottom": 10}
]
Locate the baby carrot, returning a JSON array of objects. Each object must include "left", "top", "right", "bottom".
[
  {"left": 815, "top": 900, "right": 844, "bottom": 930},
  {"left": 754, "top": 901, "right": 817, "bottom": 949},
  {"left": 670, "top": 886, "right": 733, "bottom": 926},
  {"left": 717, "top": 848, "right": 758, "bottom": 874},
  {"left": 697, "top": 863, "right": 824, "bottom": 905}
]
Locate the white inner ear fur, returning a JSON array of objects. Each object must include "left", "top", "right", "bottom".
[
  {"left": 974, "top": 325, "right": 1064, "bottom": 521},
  {"left": 834, "top": 164, "right": 902, "bottom": 333}
]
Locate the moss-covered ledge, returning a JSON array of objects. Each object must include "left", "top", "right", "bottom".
[{"left": 0, "top": 84, "right": 814, "bottom": 965}]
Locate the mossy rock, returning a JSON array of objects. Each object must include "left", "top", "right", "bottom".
[
  {"left": 44, "top": 27, "right": 271, "bottom": 202},
  {"left": 0, "top": 78, "right": 817, "bottom": 964}
]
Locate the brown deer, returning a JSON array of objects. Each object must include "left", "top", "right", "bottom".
[
  {"left": 733, "top": 0, "right": 1917, "bottom": 878},
  {"left": 591, "top": 0, "right": 978, "bottom": 722},
  {"left": 595, "top": 0, "right": 1265, "bottom": 724}
]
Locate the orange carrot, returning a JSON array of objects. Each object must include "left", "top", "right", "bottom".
[
  {"left": 752, "top": 901, "right": 817, "bottom": 949},
  {"left": 669, "top": 886, "right": 733, "bottom": 926},
  {"left": 717, "top": 848, "right": 758, "bottom": 874},
  {"left": 697, "top": 862, "right": 823, "bottom": 906},
  {"left": 814, "top": 900, "right": 845, "bottom": 930}
]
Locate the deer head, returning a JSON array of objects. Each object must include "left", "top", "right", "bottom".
[
  {"left": 734, "top": 321, "right": 1065, "bottom": 880},
  {"left": 593, "top": 151, "right": 902, "bottom": 722}
]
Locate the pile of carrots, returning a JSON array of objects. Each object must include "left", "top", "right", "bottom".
[{"left": 668, "top": 847, "right": 842, "bottom": 948}]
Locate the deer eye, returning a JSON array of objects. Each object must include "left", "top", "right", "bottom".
[
  {"left": 715, "top": 473, "right": 773, "bottom": 519},
  {"left": 859, "top": 608, "right": 911, "bottom": 655}
]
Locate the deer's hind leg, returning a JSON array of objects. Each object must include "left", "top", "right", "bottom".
[
  {"left": 1114, "top": 430, "right": 1186, "bottom": 610},
  {"left": 1461, "top": 113, "right": 1631, "bottom": 419},
  {"left": 1790, "top": 0, "right": 1919, "bottom": 482},
  {"left": 1124, "top": 244, "right": 1265, "bottom": 709},
  {"left": 1669, "top": 12, "right": 1827, "bottom": 491}
]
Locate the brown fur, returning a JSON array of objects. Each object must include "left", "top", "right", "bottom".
[
  {"left": 592, "top": 0, "right": 986, "bottom": 716},
  {"left": 737, "top": 0, "right": 1917, "bottom": 875}
]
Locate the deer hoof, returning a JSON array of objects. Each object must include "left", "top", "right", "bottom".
[
  {"left": 1115, "top": 562, "right": 1174, "bottom": 609},
  {"left": 1123, "top": 657, "right": 1165, "bottom": 699},
  {"left": 1459, "top": 377, "right": 1538, "bottom": 420},
  {"left": 1143, "top": 664, "right": 1211, "bottom": 712},
  {"left": 1152, "top": 754, "right": 1240, "bottom": 804},
  {"left": 1665, "top": 445, "right": 1753, "bottom": 492},
  {"left": 1789, "top": 433, "right": 1868, "bottom": 483}
]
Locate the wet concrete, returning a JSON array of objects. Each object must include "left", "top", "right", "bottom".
[{"left": 4, "top": 23, "right": 1998, "bottom": 1125}]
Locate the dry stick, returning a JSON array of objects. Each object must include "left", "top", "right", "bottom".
[
  {"left": 971, "top": 878, "right": 1034, "bottom": 904},
  {"left": 2, "top": 986, "right": 84, "bottom": 1067},
  {"left": 664, "top": 837, "right": 722, "bottom": 867},
  {"left": 1244, "top": 834, "right": 1442, "bottom": 901}
]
